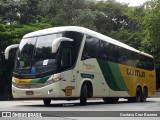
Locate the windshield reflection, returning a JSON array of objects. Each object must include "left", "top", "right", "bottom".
[{"left": 14, "top": 33, "right": 62, "bottom": 75}]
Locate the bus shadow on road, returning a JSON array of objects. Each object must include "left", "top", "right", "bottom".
[{"left": 19, "top": 99, "right": 154, "bottom": 108}]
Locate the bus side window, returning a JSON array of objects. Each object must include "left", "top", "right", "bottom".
[
  {"left": 63, "top": 31, "right": 83, "bottom": 65},
  {"left": 60, "top": 47, "right": 72, "bottom": 68},
  {"left": 81, "top": 35, "right": 99, "bottom": 60}
]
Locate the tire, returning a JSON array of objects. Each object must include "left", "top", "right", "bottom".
[
  {"left": 128, "top": 87, "right": 143, "bottom": 103},
  {"left": 43, "top": 99, "right": 51, "bottom": 106},
  {"left": 103, "top": 97, "right": 119, "bottom": 103},
  {"left": 141, "top": 87, "right": 148, "bottom": 102},
  {"left": 127, "top": 98, "right": 135, "bottom": 102},
  {"left": 80, "top": 84, "right": 87, "bottom": 106},
  {"left": 135, "top": 87, "right": 142, "bottom": 102}
]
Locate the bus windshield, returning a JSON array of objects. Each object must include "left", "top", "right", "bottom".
[{"left": 14, "top": 33, "right": 62, "bottom": 75}]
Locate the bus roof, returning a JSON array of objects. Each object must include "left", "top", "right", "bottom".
[{"left": 23, "top": 26, "right": 153, "bottom": 58}]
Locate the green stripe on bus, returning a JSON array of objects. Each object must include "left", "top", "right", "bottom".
[
  {"left": 108, "top": 62, "right": 128, "bottom": 91},
  {"left": 97, "top": 59, "right": 120, "bottom": 91},
  {"left": 97, "top": 59, "right": 128, "bottom": 91},
  {"left": 29, "top": 76, "right": 51, "bottom": 83}
]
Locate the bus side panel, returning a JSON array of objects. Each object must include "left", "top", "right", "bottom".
[
  {"left": 59, "top": 70, "right": 76, "bottom": 98},
  {"left": 79, "top": 59, "right": 130, "bottom": 97},
  {"left": 76, "top": 59, "right": 110, "bottom": 97},
  {"left": 97, "top": 60, "right": 129, "bottom": 97},
  {"left": 118, "top": 64, "right": 156, "bottom": 97},
  {"left": 97, "top": 60, "right": 156, "bottom": 97},
  {"left": 77, "top": 59, "right": 156, "bottom": 98}
]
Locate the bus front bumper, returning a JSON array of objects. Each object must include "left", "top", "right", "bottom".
[{"left": 12, "top": 83, "right": 60, "bottom": 98}]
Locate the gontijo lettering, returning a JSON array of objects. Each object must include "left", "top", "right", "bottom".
[{"left": 127, "top": 68, "right": 145, "bottom": 78}]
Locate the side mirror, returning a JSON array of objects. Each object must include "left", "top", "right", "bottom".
[
  {"left": 4, "top": 44, "right": 19, "bottom": 60},
  {"left": 52, "top": 37, "right": 73, "bottom": 53}
]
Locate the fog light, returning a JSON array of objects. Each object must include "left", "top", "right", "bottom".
[
  {"left": 12, "top": 91, "right": 16, "bottom": 95},
  {"left": 48, "top": 89, "right": 53, "bottom": 94}
]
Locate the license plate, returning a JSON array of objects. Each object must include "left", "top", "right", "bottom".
[{"left": 26, "top": 91, "right": 34, "bottom": 95}]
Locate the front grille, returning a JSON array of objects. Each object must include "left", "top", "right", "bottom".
[{"left": 15, "top": 84, "right": 44, "bottom": 89}]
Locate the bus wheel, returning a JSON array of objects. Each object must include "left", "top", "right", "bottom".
[
  {"left": 128, "top": 98, "right": 135, "bottom": 102},
  {"left": 135, "top": 87, "right": 142, "bottom": 102},
  {"left": 103, "top": 97, "right": 119, "bottom": 103},
  {"left": 141, "top": 87, "right": 148, "bottom": 102},
  {"left": 80, "top": 84, "right": 87, "bottom": 106},
  {"left": 43, "top": 98, "right": 51, "bottom": 106}
]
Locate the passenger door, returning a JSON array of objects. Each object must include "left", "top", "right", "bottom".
[{"left": 59, "top": 44, "right": 76, "bottom": 97}]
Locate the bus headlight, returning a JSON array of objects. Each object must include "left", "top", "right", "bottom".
[
  {"left": 44, "top": 77, "right": 62, "bottom": 86},
  {"left": 12, "top": 81, "right": 17, "bottom": 87},
  {"left": 53, "top": 77, "right": 62, "bottom": 82}
]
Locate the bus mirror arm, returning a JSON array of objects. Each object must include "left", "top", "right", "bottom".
[
  {"left": 4, "top": 44, "right": 19, "bottom": 60},
  {"left": 52, "top": 37, "right": 73, "bottom": 53}
]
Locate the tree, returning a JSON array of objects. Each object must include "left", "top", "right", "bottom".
[
  {"left": 109, "top": 4, "right": 146, "bottom": 49},
  {"left": 90, "top": 0, "right": 129, "bottom": 35},
  {"left": 142, "top": 0, "right": 160, "bottom": 65},
  {"left": 73, "top": 9, "right": 97, "bottom": 30},
  {"left": 0, "top": 0, "right": 42, "bottom": 24},
  {"left": 110, "top": 29, "right": 144, "bottom": 49},
  {"left": 39, "top": 0, "right": 87, "bottom": 26}
]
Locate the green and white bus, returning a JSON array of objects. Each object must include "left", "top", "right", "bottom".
[{"left": 5, "top": 26, "right": 156, "bottom": 105}]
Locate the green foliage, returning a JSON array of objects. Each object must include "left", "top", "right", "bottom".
[
  {"left": 0, "top": 0, "right": 42, "bottom": 24},
  {"left": 39, "top": 0, "right": 87, "bottom": 26},
  {"left": 142, "top": 0, "right": 160, "bottom": 65},
  {"left": 110, "top": 29, "right": 144, "bottom": 49},
  {"left": 73, "top": 9, "right": 97, "bottom": 30},
  {"left": 0, "top": 21, "right": 52, "bottom": 48}
]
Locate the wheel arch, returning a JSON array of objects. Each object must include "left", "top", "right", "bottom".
[
  {"left": 134, "top": 84, "right": 142, "bottom": 96},
  {"left": 79, "top": 79, "right": 93, "bottom": 98},
  {"left": 143, "top": 85, "right": 148, "bottom": 91},
  {"left": 143, "top": 85, "right": 148, "bottom": 96},
  {"left": 137, "top": 84, "right": 142, "bottom": 90}
]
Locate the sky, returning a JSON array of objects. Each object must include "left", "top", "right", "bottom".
[{"left": 116, "top": 0, "right": 149, "bottom": 6}]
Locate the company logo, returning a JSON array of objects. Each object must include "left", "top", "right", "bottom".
[
  {"left": 62, "top": 86, "right": 75, "bottom": 96},
  {"left": 127, "top": 68, "right": 145, "bottom": 78},
  {"left": 83, "top": 63, "right": 96, "bottom": 70}
]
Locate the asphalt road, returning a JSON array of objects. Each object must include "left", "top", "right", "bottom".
[{"left": 0, "top": 98, "right": 160, "bottom": 120}]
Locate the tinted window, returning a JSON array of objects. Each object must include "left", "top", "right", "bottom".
[
  {"left": 82, "top": 35, "right": 99, "bottom": 60},
  {"left": 81, "top": 35, "right": 154, "bottom": 71},
  {"left": 33, "top": 33, "right": 62, "bottom": 67},
  {"left": 63, "top": 31, "right": 83, "bottom": 67},
  {"left": 61, "top": 46, "right": 72, "bottom": 68},
  {"left": 99, "top": 40, "right": 122, "bottom": 63},
  {"left": 15, "top": 37, "right": 37, "bottom": 69},
  {"left": 118, "top": 49, "right": 138, "bottom": 67},
  {"left": 138, "top": 55, "right": 154, "bottom": 70}
]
